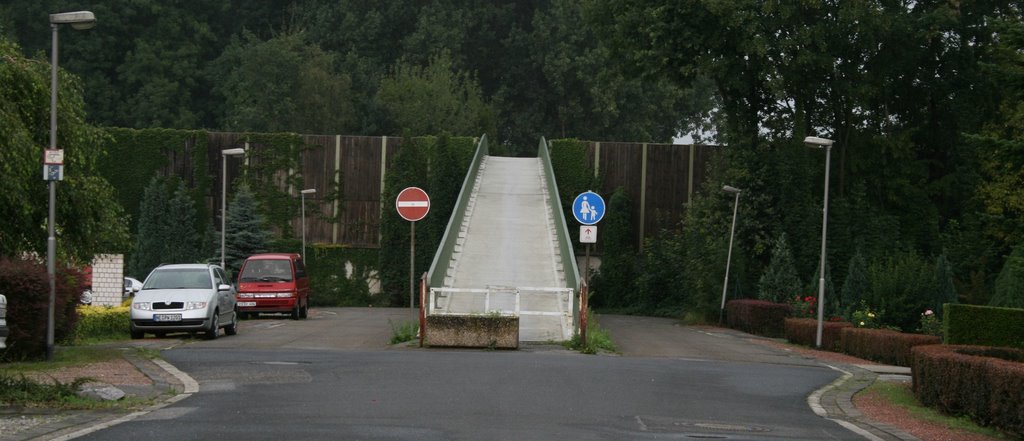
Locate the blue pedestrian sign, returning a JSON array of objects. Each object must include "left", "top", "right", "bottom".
[{"left": 572, "top": 191, "right": 605, "bottom": 225}]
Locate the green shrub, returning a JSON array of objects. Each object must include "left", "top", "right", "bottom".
[
  {"left": 838, "top": 327, "right": 940, "bottom": 367},
  {"left": 865, "top": 251, "right": 936, "bottom": 332},
  {"left": 74, "top": 305, "right": 130, "bottom": 343},
  {"left": 784, "top": 317, "right": 852, "bottom": 351},
  {"left": 912, "top": 344, "right": 1024, "bottom": 437},
  {"left": 990, "top": 243, "right": 1024, "bottom": 309},
  {"left": 0, "top": 258, "right": 83, "bottom": 360},
  {"left": 757, "top": 233, "right": 802, "bottom": 304},
  {"left": 307, "top": 245, "right": 379, "bottom": 307},
  {"left": 944, "top": 303, "right": 1024, "bottom": 349},
  {"left": 726, "top": 299, "right": 791, "bottom": 337}
]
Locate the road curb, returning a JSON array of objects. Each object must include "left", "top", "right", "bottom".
[
  {"left": 810, "top": 363, "right": 921, "bottom": 441},
  {"left": 28, "top": 351, "right": 199, "bottom": 441}
]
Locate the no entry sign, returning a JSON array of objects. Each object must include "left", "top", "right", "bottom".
[{"left": 396, "top": 187, "right": 430, "bottom": 222}]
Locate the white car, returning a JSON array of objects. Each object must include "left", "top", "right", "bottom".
[
  {"left": 124, "top": 277, "right": 143, "bottom": 298},
  {"left": 130, "top": 264, "right": 238, "bottom": 340}
]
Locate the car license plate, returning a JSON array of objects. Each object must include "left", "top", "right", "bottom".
[
  {"left": 238, "top": 302, "right": 256, "bottom": 307},
  {"left": 153, "top": 314, "right": 181, "bottom": 322}
]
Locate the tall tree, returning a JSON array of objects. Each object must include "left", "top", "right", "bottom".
[
  {"left": 209, "top": 30, "right": 357, "bottom": 134},
  {"left": 223, "top": 183, "right": 270, "bottom": 275},
  {"left": 0, "top": 36, "right": 129, "bottom": 263}
]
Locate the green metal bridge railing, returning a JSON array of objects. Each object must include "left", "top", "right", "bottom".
[{"left": 427, "top": 134, "right": 489, "bottom": 288}]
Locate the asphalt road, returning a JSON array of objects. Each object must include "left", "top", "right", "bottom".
[{"left": 77, "top": 308, "right": 862, "bottom": 440}]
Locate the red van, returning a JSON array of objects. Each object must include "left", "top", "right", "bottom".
[{"left": 235, "top": 253, "right": 310, "bottom": 320}]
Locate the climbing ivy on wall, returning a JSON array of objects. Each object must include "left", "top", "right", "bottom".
[
  {"left": 379, "top": 135, "right": 475, "bottom": 306},
  {"left": 242, "top": 132, "right": 310, "bottom": 237},
  {"left": 549, "top": 138, "right": 602, "bottom": 250},
  {"left": 102, "top": 128, "right": 210, "bottom": 238}
]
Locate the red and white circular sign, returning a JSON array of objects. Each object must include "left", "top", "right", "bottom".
[{"left": 396, "top": 187, "right": 430, "bottom": 222}]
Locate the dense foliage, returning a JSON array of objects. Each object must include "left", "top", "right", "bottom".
[
  {"left": 0, "top": 38, "right": 129, "bottom": 263},
  {"left": 223, "top": 183, "right": 270, "bottom": 275},
  {"left": 0, "top": 258, "right": 83, "bottom": 360},
  {"left": 1, "top": 1, "right": 704, "bottom": 154},
  {"left": 129, "top": 177, "right": 204, "bottom": 279}
]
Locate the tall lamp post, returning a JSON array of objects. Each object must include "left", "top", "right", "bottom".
[
  {"left": 805, "top": 135, "right": 834, "bottom": 348},
  {"left": 220, "top": 148, "right": 246, "bottom": 269},
  {"left": 46, "top": 10, "right": 95, "bottom": 361},
  {"left": 300, "top": 189, "right": 316, "bottom": 261},
  {"left": 720, "top": 185, "right": 742, "bottom": 325}
]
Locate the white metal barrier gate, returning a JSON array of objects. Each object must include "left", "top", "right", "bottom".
[{"left": 429, "top": 286, "right": 575, "bottom": 341}]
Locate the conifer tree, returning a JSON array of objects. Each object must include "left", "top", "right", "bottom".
[
  {"left": 990, "top": 244, "right": 1024, "bottom": 309},
  {"left": 757, "top": 233, "right": 802, "bottom": 304},
  {"left": 933, "top": 253, "right": 958, "bottom": 315},
  {"left": 223, "top": 183, "right": 270, "bottom": 275},
  {"left": 164, "top": 180, "right": 201, "bottom": 264},
  {"left": 841, "top": 250, "right": 869, "bottom": 317},
  {"left": 130, "top": 177, "right": 172, "bottom": 279}
]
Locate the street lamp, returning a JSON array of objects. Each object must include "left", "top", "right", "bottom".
[
  {"left": 46, "top": 10, "right": 95, "bottom": 361},
  {"left": 720, "top": 185, "right": 742, "bottom": 325},
  {"left": 220, "top": 148, "right": 246, "bottom": 269},
  {"left": 300, "top": 189, "right": 317, "bottom": 261},
  {"left": 805, "top": 135, "right": 834, "bottom": 348}
]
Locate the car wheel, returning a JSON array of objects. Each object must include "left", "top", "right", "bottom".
[
  {"left": 299, "top": 300, "right": 308, "bottom": 319},
  {"left": 225, "top": 309, "right": 238, "bottom": 336},
  {"left": 205, "top": 311, "right": 220, "bottom": 340},
  {"left": 130, "top": 325, "right": 144, "bottom": 340},
  {"left": 291, "top": 302, "right": 301, "bottom": 320}
]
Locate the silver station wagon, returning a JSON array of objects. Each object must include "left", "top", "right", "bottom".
[{"left": 130, "top": 263, "right": 239, "bottom": 340}]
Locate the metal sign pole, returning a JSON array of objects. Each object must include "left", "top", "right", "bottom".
[{"left": 410, "top": 221, "right": 415, "bottom": 309}]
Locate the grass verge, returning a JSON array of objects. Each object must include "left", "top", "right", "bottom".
[
  {"left": 566, "top": 310, "right": 617, "bottom": 354},
  {"left": 389, "top": 320, "right": 419, "bottom": 344},
  {"left": 863, "top": 381, "right": 1008, "bottom": 439}
]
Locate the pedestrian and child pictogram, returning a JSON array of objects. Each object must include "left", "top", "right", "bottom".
[{"left": 572, "top": 191, "right": 605, "bottom": 225}]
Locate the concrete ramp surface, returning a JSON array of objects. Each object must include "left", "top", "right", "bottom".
[{"left": 434, "top": 156, "right": 572, "bottom": 341}]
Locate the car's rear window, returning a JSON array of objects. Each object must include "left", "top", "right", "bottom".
[
  {"left": 239, "top": 259, "right": 293, "bottom": 282},
  {"left": 143, "top": 268, "right": 212, "bottom": 290}
]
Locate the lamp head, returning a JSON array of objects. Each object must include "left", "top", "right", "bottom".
[
  {"left": 221, "top": 148, "right": 246, "bottom": 156},
  {"left": 803, "top": 136, "right": 834, "bottom": 148},
  {"left": 300, "top": 189, "right": 317, "bottom": 195},
  {"left": 50, "top": 11, "right": 96, "bottom": 29},
  {"left": 722, "top": 185, "right": 742, "bottom": 194}
]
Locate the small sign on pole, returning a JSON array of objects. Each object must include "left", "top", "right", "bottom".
[{"left": 580, "top": 225, "right": 597, "bottom": 244}]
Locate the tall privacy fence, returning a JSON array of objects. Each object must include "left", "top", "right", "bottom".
[{"left": 102, "top": 129, "right": 719, "bottom": 250}]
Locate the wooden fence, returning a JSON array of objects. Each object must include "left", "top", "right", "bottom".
[{"left": 156, "top": 132, "right": 717, "bottom": 249}]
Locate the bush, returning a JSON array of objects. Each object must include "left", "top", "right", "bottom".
[
  {"left": 726, "top": 299, "right": 791, "bottom": 337},
  {"left": 0, "top": 258, "right": 84, "bottom": 360},
  {"left": 944, "top": 303, "right": 1024, "bottom": 349},
  {"left": 74, "top": 305, "right": 130, "bottom": 342},
  {"left": 913, "top": 345, "right": 1024, "bottom": 437},
  {"left": 757, "top": 234, "right": 802, "bottom": 304},
  {"left": 839, "top": 327, "right": 940, "bottom": 367},
  {"left": 784, "top": 317, "right": 852, "bottom": 351},
  {"left": 306, "top": 245, "right": 379, "bottom": 307}
]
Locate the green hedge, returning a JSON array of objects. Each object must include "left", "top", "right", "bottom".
[
  {"left": 74, "top": 305, "right": 130, "bottom": 342},
  {"left": 306, "top": 245, "right": 381, "bottom": 307},
  {"left": 784, "top": 318, "right": 852, "bottom": 351},
  {"left": 725, "top": 299, "right": 791, "bottom": 338},
  {"left": 944, "top": 303, "right": 1024, "bottom": 349},
  {"left": 913, "top": 345, "right": 1024, "bottom": 437},
  {"left": 838, "top": 327, "right": 940, "bottom": 367}
]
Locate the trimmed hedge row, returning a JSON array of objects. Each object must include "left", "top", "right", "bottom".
[
  {"left": 0, "top": 258, "right": 83, "bottom": 360},
  {"left": 945, "top": 303, "right": 1024, "bottom": 349},
  {"left": 913, "top": 345, "right": 1024, "bottom": 437},
  {"left": 783, "top": 318, "right": 852, "bottom": 351},
  {"left": 74, "top": 305, "right": 130, "bottom": 342},
  {"left": 726, "top": 300, "right": 792, "bottom": 338},
  {"left": 840, "top": 327, "right": 940, "bottom": 367}
]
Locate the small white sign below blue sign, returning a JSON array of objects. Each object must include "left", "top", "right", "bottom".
[{"left": 572, "top": 191, "right": 605, "bottom": 225}]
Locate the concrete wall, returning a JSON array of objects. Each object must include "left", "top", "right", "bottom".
[{"left": 425, "top": 315, "right": 519, "bottom": 349}]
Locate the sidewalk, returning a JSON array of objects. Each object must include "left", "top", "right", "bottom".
[{"left": 0, "top": 344, "right": 189, "bottom": 441}]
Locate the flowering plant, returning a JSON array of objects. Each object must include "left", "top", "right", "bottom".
[
  {"left": 790, "top": 295, "right": 818, "bottom": 318},
  {"left": 850, "top": 301, "right": 881, "bottom": 329},
  {"left": 917, "top": 309, "right": 942, "bottom": 336}
]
